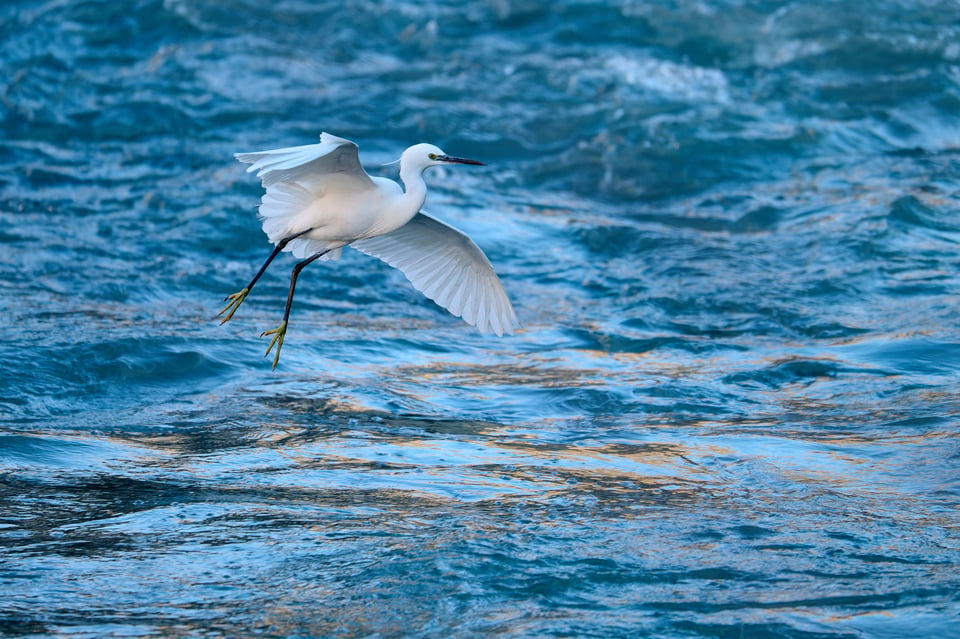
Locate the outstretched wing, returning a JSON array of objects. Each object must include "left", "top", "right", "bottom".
[
  {"left": 351, "top": 212, "right": 519, "bottom": 336},
  {"left": 235, "top": 132, "right": 375, "bottom": 189}
]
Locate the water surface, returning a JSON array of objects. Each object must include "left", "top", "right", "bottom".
[{"left": 2, "top": 1, "right": 959, "bottom": 637}]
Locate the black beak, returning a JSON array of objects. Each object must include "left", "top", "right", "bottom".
[{"left": 438, "top": 155, "right": 485, "bottom": 166}]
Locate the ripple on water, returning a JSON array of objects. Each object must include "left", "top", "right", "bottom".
[
  {"left": 0, "top": 335, "right": 237, "bottom": 422},
  {"left": 2, "top": 0, "right": 960, "bottom": 637}
]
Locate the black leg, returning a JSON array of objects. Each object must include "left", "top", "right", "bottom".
[
  {"left": 261, "top": 249, "right": 330, "bottom": 369},
  {"left": 218, "top": 227, "right": 315, "bottom": 324}
]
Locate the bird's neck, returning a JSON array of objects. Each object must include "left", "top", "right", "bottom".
[{"left": 398, "top": 165, "right": 428, "bottom": 218}]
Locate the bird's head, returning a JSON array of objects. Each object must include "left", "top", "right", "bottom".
[{"left": 400, "top": 143, "right": 485, "bottom": 173}]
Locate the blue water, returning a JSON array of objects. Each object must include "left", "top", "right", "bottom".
[{"left": 2, "top": 1, "right": 959, "bottom": 637}]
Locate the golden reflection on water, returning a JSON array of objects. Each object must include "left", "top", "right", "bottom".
[{"left": 8, "top": 326, "right": 950, "bottom": 541}]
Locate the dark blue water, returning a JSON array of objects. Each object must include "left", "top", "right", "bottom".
[{"left": 2, "top": 1, "right": 960, "bottom": 637}]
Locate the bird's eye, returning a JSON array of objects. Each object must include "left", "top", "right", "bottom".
[{"left": 428, "top": 153, "right": 438, "bottom": 160}]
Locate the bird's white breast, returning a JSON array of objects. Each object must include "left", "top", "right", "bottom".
[{"left": 294, "top": 175, "right": 410, "bottom": 243}]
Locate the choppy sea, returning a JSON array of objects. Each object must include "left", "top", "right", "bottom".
[{"left": 2, "top": 1, "right": 959, "bottom": 637}]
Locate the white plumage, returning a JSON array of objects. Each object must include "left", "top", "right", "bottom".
[
  {"left": 352, "top": 213, "right": 518, "bottom": 338},
  {"left": 220, "top": 132, "right": 518, "bottom": 368}
]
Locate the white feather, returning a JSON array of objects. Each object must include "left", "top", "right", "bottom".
[
  {"left": 351, "top": 212, "right": 519, "bottom": 335},
  {"left": 255, "top": 182, "right": 341, "bottom": 260},
  {"left": 235, "top": 132, "right": 374, "bottom": 190}
]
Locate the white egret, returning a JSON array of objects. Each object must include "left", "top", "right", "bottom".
[{"left": 219, "top": 132, "right": 519, "bottom": 368}]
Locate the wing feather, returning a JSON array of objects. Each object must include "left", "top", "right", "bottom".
[
  {"left": 489, "top": 292, "right": 503, "bottom": 337},
  {"left": 351, "top": 212, "right": 519, "bottom": 336},
  {"left": 433, "top": 264, "right": 461, "bottom": 304},
  {"left": 235, "top": 132, "right": 375, "bottom": 190},
  {"left": 466, "top": 278, "right": 482, "bottom": 328}
]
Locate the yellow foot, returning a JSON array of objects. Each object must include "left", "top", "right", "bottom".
[
  {"left": 261, "top": 320, "right": 287, "bottom": 370},
  {"left": 218, "top": 288, "right": 250, "bottom": 324}
]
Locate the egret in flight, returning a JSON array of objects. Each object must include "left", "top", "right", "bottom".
[{"left": 219, "top": 132, "right": 518, "bottom": 368}]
